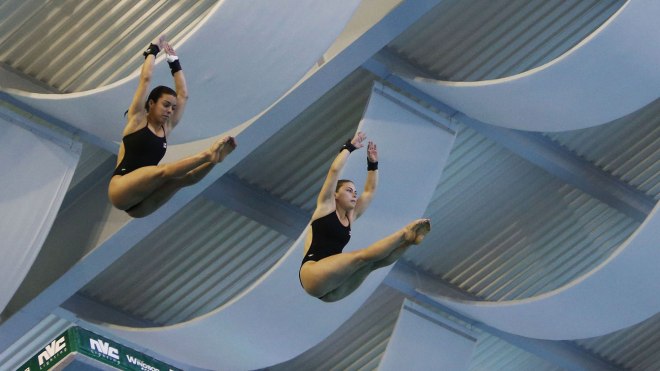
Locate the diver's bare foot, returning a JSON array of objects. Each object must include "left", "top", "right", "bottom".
[
  {"left": 208, "top": 140, "right": 222, "bottom": 163},
  {"left": 218, "top": 136, "right": 236, "bottom": 161},
  {"left": 208, "top": 136, "right": 236, "bottom": 163},
  {"left": 403, "top": 219, "right": 431, "bottom": 244}
]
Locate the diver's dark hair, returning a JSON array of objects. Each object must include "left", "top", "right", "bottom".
[
  {"left": 145, "top": 85, "right": 176, "bottom": 111},
  {"left": 336, "top": 179, "right": 354, "bottom": 192}
]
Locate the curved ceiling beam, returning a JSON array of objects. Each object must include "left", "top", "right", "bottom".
[
  {"left": 92, "top": 85, "right": 456, "bottom": 370},
  {"left": 423, "top": 200, "right": 660, "bottom": 340},
  {"left": 1, "top": 0, "right": 362, "bottom": 144},
  {"left": 404, "top": 0, "right": 660, "bottom": 132}
]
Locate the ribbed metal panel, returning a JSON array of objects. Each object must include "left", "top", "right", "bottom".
[
  {"left": 233, "top": 69, "right": 376, "bottom": 212},
  {"left": 404, "top": 124, "right": 640, "bottom": 300},
  {"left": 81, "top": 198, "right": 293, "bottom": 325},
  {"left": 469, "top": 333, "right": 564, "bottom": 371},
  {"left": 0, "top": 0, "right": 217, "bottom": 92},
  {"left": 271, "top": 285, "right": 405, "bottom": 371},
  {"left": 389, "top": 0, "right": 625, "bottom": 81},
  {"left": 575, "top": 312, "right": 660, "bottom": 371},
  {"left": 546, "top": 99, "right": 660, "bottom": 200},
  {"left": 0, "top": 315, "right": 71, "bottom": 371}
]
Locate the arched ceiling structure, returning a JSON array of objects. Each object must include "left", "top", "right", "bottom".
[
  {"left": 3, "top": 0, "right": 363, "bottom": 144},
  {"left": 1, "top": 1, "right": 658, "bottom": 370},
  {"left": 424, "top": 201, "right": 660, "bottom": 340},
  {"left": 403, "top": 0, "right": 660, "bottom": 132}
]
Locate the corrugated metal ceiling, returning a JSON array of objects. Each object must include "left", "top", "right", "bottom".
[
  {"left": 82, "top": 199, "right": 293, "bottom": 325},
  {"left": 233, "top": 69, "right": 376, "bottom": 211},
  {"left": 390, "top": 0, "right": 624, "bottom": 81},
  {"left": 546, "top": 99, "right": 660, "bottom": 199},
  {"left": 577, "top": 312, "right": 660, "bottom": 371},
  {"left": 4, "top": 0, "right": 659, "bottom": 370},
  {"left": 0, "top": 0, "right": 218, "bottom": 93}
]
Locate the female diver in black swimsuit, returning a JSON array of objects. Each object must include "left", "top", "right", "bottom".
[
  {"left": 108, "top": 35, "right": 236, "bottom": 218},
  {"left": 299, "top": 131, "right": 431, "bottom": 302}
]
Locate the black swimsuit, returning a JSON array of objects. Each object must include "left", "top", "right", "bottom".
[
  {"left": 299, "top": 211, "right": 351, "bottom": 297},
  {"left": 113, "top": 123, "right": 167, "bottom": 176},
  {"left": 301, "top": 211, "right": 351, "bottom": 265}
]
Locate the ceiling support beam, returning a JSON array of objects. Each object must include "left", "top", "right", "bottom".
[
  {"left": 202, "top": 174, "right": 309, "bottom": 239},
  {"left": 451, "top": 116, "right": 653, "bottom": 222},
  {"left": 363, "top": 49, "right": 654, "bottom": 222}
]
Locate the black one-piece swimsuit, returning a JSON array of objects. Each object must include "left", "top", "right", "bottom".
[
  {"left": 112, "top": 123, "right": 167, "bottom": 177},
  {"left": 301, "top": 211, "right": 351, "bottom": 266},
  {"left": 299, "top": 211, "right": 351, "bottom": 292}
]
